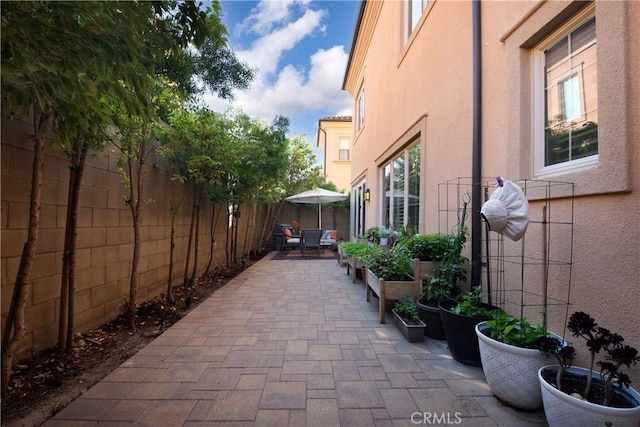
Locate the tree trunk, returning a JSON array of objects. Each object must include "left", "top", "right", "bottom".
[
  {"left": 189, "top": 184, "right": 203, "bottom": 283},
  {"left": 183, "top": 188, "right": 197, "bottom": 286},
  {"left": 233, "top": 206, "right": 240, "bottom": 264},
  {"left": 225, "top": 206, "right": 231, "bottom": 266},
  {"left": 127, "top": 140, "right": 145, "bottom": 330},
  {"left": 205, "top": 202, "right": 216, "bottom": 274},
  {"left": 248, "top": 198, "right": 258, "bottom": 258},
  {"left": 167, "top": 208, "right": 177, "bottom": 304},
  {"left": 242, "top": 201, "right": 252, "bottom": 258},
  {"left": 167, "top": 190, "right": 190, "bottom": 304},
  {"left": 63, "top": 139, "right": 89, "bottom": 353},
  {"left": 1, "top": 108, "right": 49, "bottom": 397}
]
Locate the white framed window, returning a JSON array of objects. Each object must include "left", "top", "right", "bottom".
[
  {"left": 356, "top": 85, "right": 365, "bottom": 133},
  {"left": 338, "top": 138, "right": 350, "bottom": 160},
  {"left": 381, "top": 143, "right": 420, "bottom": 230},
  {"left": 407, "top": 0, "right": 428, "bottom": 38},
  {"left": 533, "top": 7, "right": 598, "bottom": 176}
]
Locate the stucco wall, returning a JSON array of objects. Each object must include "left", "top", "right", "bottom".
[
  {"left": 1, "top": 111, "right": 265, "bottom": 360},
  {"left": 344, "top": 0, "right": 640, "bottom": 379}
]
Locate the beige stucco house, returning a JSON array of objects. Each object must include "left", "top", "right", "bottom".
[
  {"left": 343, "top": 0, "right": 639, "bottom": 375},
  {"left": 317, "top": 115, "right": 352, "bottom": 193}
]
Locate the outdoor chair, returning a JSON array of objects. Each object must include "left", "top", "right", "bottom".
[
  {"left": 300, "top": 228, "right": 323, "bottom": 256},
  {"left": 284, "top": 228, "right": 300, "bottom": 251},
  {"left": 321, "top": 229, "right": 337, "bottom": 250}
]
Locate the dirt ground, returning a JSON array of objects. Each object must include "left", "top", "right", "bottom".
[{"left": 1, "top": 257, "right": 261, "bottom": 427}]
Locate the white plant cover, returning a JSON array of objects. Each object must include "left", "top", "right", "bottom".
[{"left": 480, "top": 179, "right": 530, "bottom": 241}]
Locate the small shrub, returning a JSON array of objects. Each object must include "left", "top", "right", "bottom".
[
  {"left": 394, "top": 296, "right": 420, "bottom": 324},
  {"left": 362, "top": 245, "right": 413, "bottom": 281}
]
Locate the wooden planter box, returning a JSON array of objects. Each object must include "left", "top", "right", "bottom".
[
  {"left": 347, "top": 256, "right": 365, "bottom": 284},
  {"left": 412, "top": 259, "right": 440, "bottom": 281},
  {"left": 337, "top": 245, "right": 346, "bottom": 267},
  {"left": 392, "top": 309, "right": 426, "bottom": 342},
  {"left": 366, "top": 260, "right": 421, "bottom": 324}
]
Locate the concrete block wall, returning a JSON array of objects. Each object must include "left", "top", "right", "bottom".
[{"left": 1, "top": 111, "right": 256, "bottom": 360}]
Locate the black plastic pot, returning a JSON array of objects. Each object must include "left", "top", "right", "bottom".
[
  {"left": 416, "top": 299, "right": 446, "bottom": 340},
  {"left": 439, "top": 300, "right": 495, "bottom": 366}
]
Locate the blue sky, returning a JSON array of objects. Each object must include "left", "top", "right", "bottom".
[{"left": 203, "top": 0, "right": 360, "bottom": 163}]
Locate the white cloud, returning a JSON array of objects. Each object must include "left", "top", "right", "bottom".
[
  {"left": 236, "top": 0, "right": 313, "bottom": 36},
  {"left": 237, "top": 8, "right": 326, "bottom": 77},
  {"left": 255, "top": 46, "right": 352, "bottom": 117},
  {"left": 205, "top": 0, "right": 353, "bottom": 133}
]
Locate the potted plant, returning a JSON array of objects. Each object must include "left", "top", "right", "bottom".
[
  {"left": 439, "top": 287, "right": 498, "bottom": 366},
  {"left": 365, "top": 226, "right": 380, "bottom": 245},
  {"left": 362, "top": 245, "right": 420, "bottom": 324},
  {"left": 378, "top": 228, "right": 390, "bottom": 246},
  {"left": 475, "top": 311, "right": 563, "bottom": 409},
  {"left": 430, "top": 225, "right": 468, "bottom": 342},
  {"left": 394, "top": 233, "right": 450, "bottom": 339},
  {"left": 538, "top": 311, "right": 640, "bottom": 427},
  {"left": 392, "top": 296, "right": 426, "bottom": 342}
]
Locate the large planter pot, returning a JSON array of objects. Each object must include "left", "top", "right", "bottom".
[
  {"left": 416, "top": 299, "right": 445, "bottom": 340},
  {"left": 392, "top": 309, "right": 426, "bottom": 343},
  {"left": 538, "top": 365, "right": 640, "bottom": 427},
  {"left": 476, "top": 322, "right": 562, "bottom": 410},
  {"left": 366, "top": 266, "right": 420, "bottom": 324},
  {"left": 439, "top": 300, "right": 494, "bottom": 366}
]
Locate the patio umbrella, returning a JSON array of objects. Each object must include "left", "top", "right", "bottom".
[{"left": 285, "top": 188, "right": 348, "bottom": 228}]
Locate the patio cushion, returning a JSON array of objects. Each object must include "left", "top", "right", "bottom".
[
  {"left": 321, "top": 229, "right": 337, "bottom": 247},
  {"left": 284, "top": 228, "right": 300, "bottom": 246}
]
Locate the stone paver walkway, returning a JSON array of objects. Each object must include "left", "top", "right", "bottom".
[{"left": 45, "top": 254, "right": 547, "bottom": 426}]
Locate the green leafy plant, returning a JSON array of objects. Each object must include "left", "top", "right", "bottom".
[
  {"left": 451, "top": 287, "right": 497, "bottom": 318},
  {"left": 365, "top": 226, "right": 380, "bottom": 244},
  {"left": 394, "top": 296, "right": 420, "bottom": 324},
  {"left": 340, "top": 242, "right": 373, "bottom": 259},
  {"left": 420, "top": 227, "right": 468, "bottom": 304},
  {"left": 485, "top": 310, "right": 546, "bottom": 349},
  {"left": 362, "top": 245, "right": 413, "bottom": 281},
  {"left": 397, "top": 233, "right": 449, "bottom": 262}
]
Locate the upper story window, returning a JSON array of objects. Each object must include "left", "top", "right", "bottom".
[
  {"left": 533, "top": 8, "right": 597, "bottom": 176},
  {"left": 407, "top": 0, "right": 428, "bottom": 37},
  {"left": 356, "top": 85, "right": 365, "bottom": 133},
  {"left": 338, "top": 138, "right": 350, "bottom": 160}
]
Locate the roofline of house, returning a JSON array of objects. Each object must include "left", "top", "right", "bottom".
[
  {"left": 318, "top": 116, "right": 352, "bottom": 123},
  {"left": 342, "top": 0, "right": 366, "bottom": 91}
]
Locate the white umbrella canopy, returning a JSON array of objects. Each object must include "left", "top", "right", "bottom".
[{"left": 285, "top": 188, "right": 348, "bottom": 228}]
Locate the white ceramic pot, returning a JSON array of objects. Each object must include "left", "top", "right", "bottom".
[
  {"left": 538, "top": 365, "right": 640, "bottom": 427},
  {"left": 476, "top": 322, "right": 560, "bottom": 410}
]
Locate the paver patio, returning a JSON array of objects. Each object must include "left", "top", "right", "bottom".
[{"left": 45, "top": 253, "right": 547, "bottom": 426}]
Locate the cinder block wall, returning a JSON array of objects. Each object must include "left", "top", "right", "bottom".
[{"left": 1, "top": 111, "right": 262, "bottom": 360}]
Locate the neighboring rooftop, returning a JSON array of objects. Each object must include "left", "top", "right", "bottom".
[{"left": 319, "top": 115, "right": 352, "bottom": 122}]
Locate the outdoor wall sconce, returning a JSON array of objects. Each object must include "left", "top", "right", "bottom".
[{"left": 364, "top": 189, "right": 371, "bottom": 202}]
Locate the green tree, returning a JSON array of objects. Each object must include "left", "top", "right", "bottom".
[
  {"left": 1, "top": 0, "right": 165, "bottom": 393},
  {"left": 1, "top": 0, "right": 244, "bottom": 392},
  {"left": 157, "top": 105, "right": 234, "bottom": 299}
]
